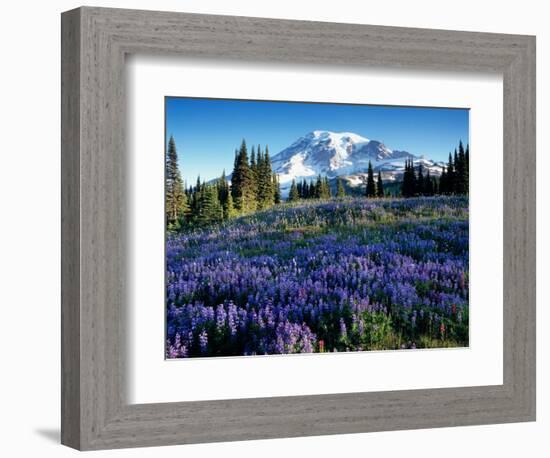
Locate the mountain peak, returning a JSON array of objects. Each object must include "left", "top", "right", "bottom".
[
  {"left": 269, "top": 130, "right": 443, "bottom": 194},
  {"left": 272, "top": 130, "right": 408, "bottom": 184},
  {"left": 306, "top": 130, "right": 370, "bottom": 144}
]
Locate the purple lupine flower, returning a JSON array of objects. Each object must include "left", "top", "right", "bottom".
[
  {"left": 339, "top": 318, "right": 347, "bottom": 340},
  {"left": 199, "top": 329, "right": 208, "bottom": 354}
]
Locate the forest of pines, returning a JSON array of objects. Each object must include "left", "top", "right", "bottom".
[{"left": 166, "top": 136, "right": 469, "bottom": 231}]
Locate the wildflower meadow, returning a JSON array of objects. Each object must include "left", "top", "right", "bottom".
[{"left": 166, "top": 196, "right": 469, "bottom": 358}]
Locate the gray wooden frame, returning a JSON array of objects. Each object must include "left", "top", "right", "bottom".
[{"left": 61, "top": 6, "right": 536, "bottom": 451}]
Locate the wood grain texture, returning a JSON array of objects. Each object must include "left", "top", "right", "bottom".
[
  {"left": 60, "top": 7, "right": 81, "bottom": 449},
  {"left": 61, "top": 6, "right": 536, "bottom": 450}
]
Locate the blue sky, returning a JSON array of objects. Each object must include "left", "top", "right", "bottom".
[{"left": 166, "top": 97, "right": 469, "bottom": 184}]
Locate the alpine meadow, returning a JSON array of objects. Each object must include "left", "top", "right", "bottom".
[{"left": 165, "top": 98, "right": 469, "bottom": 358}]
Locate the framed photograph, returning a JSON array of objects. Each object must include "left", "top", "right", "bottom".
[
  {"left": 61, "top": 6, "right": 536, "bottom": 450},
  {"left": 163, "top": 98, "right": 471, "bottom": 359}
]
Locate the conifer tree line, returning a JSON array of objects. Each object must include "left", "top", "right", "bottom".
[
  {"left": 287, "top": 160, "right": 389, "bottom": 202},
  {"left": 360, "top": 160, "right": 386, "bottom": 198},
  {"left": 365, "top": 161, "right": 377, "bottom": 197},
  {"left": 287, "top": 175, "right": 332, "bottom": 202},
  {"left": 166, "top": 135, "right": 470, "bottom": 230},
  {"left": 401, "top": 140, "right": 469, "bottom": 198},
  {"left": 166, "top": 137, "right": 282, "bottom": 230},
  {"left": 231, "top": 140, "right": 281, "bottom": 213}
]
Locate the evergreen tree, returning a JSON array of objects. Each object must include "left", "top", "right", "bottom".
[
  {"left": 198, "top": 185, "right": 223, "bottom": 226},
  {"left": 425, "top": 169, "right": 434, "bottom": 195},
  {"left": 231, "top": 140, "right": 256, "bottom": 213},
  {"left": 315, "top": 175, "right": 323, "bottom": 199},
  {"left": 177, "top": 183, "right": 191, "bottom": 227},
  {"left": 402, "top": 159, "right": 417, "bottom": 198},
  {"left": 256, "top": 146, "right": 274, "bottom": 209},
  {"left": 165, "top": 135, "right": 188, "bottom": 229},
  {"left": 307, "top": 181, "right": 314, "bottom": 199},
  {"left": 322, "top": 176, "right": 331, "bottom": 198},
  {"left": 401, "top": 160, "right": 408, "bottom": 197},
  {"left": 411, "top": 161, "right": 417, "bottom": 195},
  {"left": 453, "top": 148, "right": 460, "bottom": 194},
  {"left": 366, "top": 161, "right": 376, "bottom": 197},
  {"left": 337, "top": 177, "right": 346, "bottom": 197},
  {"left": 217, "top": 170, "right": 234, "bottom": 220},
  {"left": 288, "top": 179, "right": 300, "bottom": 202},
  {"left": 439, "top": 166, "right": 447, "bottom": 195},
  {"left": 223, "top": 190, "right": 237, "bottom": 220},
  {"left": 416, "top": 164, "right": 425, "bottom": 196},
  {"left": 273, "top": 173, "right": 282, "bottom": 204},
  {"left": 265, "top": 147, "right": 274, "bottom": 201},
  {"left": 257, "top": 144, "right": 262, "bottom": 166},
  {"left": 250, "top": 146, "right": 258, "bottom": 198},
  {"left": 255, "top": 147, "right": 262, "bottom": 198},
  {"left": 401, "top": 159, "right": 410, "bottom": 197},
  {"left": 217, "top": 170, "right": 229, "bottom": 206},
  {"left": 250, "top": 145, "right": 257, "bottom": 174},
  {"left": 376, "top": 171, "right": 384, "bottom": 197},
  {"left": 447, "top": 152, "right": 456, "bottom": 194},
  {"left": 189, "top": 175, "right": 201, "bottom": 219},
  {"left": 456, "top": 140, "right": 466, "bottom": 194}
]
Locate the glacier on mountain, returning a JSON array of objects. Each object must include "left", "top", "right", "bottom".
[{"left": 270, "top": 130, "right": 445, "bottom": 190}]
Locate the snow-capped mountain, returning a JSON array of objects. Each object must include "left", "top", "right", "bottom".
[{"left": 271, "top": 130, "right": 445, "bottom": 191}]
